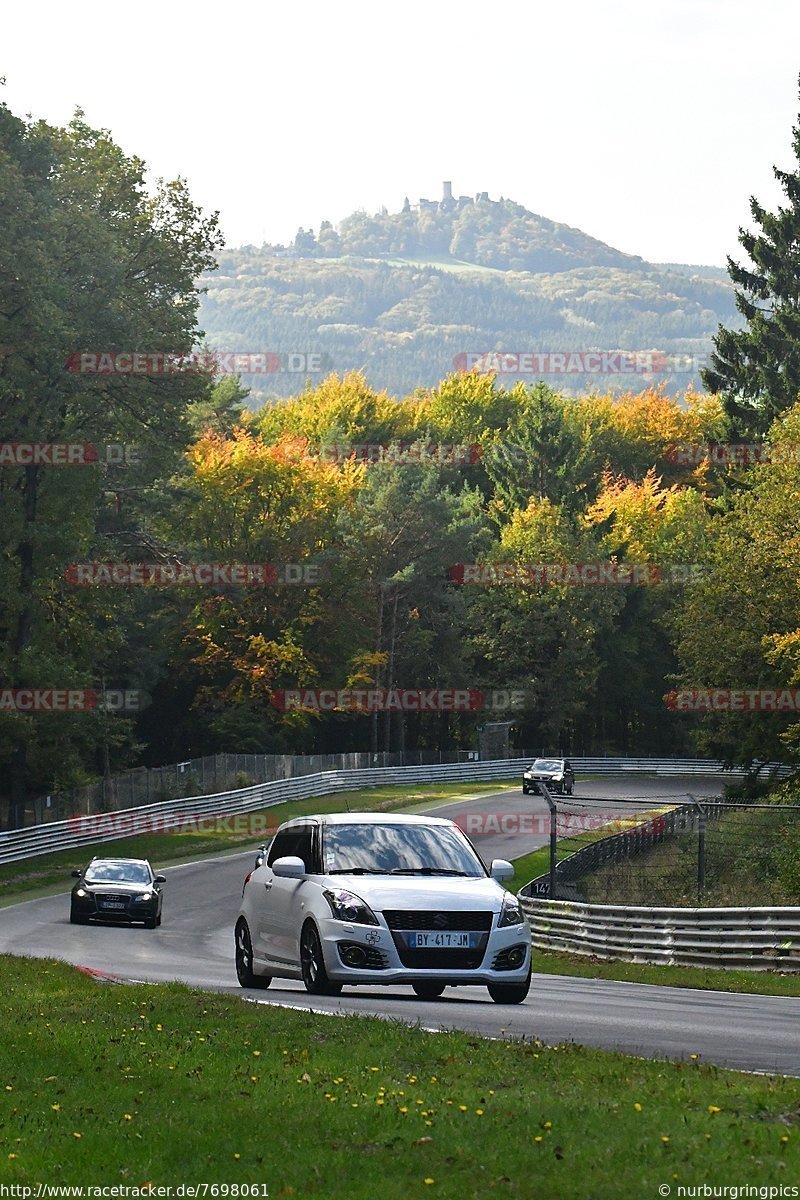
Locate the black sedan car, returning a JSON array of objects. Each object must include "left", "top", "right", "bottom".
[
  {"left": 522, "top": 758, "right": 575, "bottom": 795},
  {"left": 70, "top": 857, "right": 165, "bottom": 928}
]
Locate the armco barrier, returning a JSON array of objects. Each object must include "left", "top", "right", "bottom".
[
  {"left": 0, "top": 757, "right": 788, "bottom": 866},
  {"left": 518, "top": 895, "right": 800, "bottom": 970}
]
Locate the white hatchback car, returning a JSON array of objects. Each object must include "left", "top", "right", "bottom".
[{"left": 235, "top": 813, "right": 531, "bottom": 1004}]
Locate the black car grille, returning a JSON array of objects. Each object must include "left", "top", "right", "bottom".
[
  {"left": 383, "top": 910, "right": 494, "bottom": 932},
  {"left": 97, "top": 893, "right": 131, "bottom": 904},
  {"left": 393, "top": 942, "right": 488, "bottom": 969}
]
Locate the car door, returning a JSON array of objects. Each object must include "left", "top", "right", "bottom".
[{"left": 260, "top": 824, "right": 318, "bottom": 967}]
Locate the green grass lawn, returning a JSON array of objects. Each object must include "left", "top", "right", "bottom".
[{"left": 0, "top": 956, "right": 798, "bottom": 1197}]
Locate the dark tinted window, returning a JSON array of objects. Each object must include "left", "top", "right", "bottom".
[{"left": 267, "top": 824, "right": 317, "bottom": 871}]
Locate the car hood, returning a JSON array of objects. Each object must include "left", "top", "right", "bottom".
[
  {"left": 320, "top": 874, "right": 508, "bottom": 912},
  {"left": 80, "top": 881, "right": 152, "bottom": 893}
]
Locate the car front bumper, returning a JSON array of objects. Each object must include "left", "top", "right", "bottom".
[
  {"left": 72, "top": 894, "right": 159, "bottom": 922},
  {"left": 316, "top": 915, "right": 531, "bottom": 985}
]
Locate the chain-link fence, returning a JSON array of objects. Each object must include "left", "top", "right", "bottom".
[{"left": 551, "top": 798, "right": 800, "bottom": 907}]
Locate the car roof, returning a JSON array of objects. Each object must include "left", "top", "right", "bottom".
[
  {"left": 86, "top": 857, "right": 151, "bottom": 867},
  {"left": 275, "top": 813, "right": 457, "bottom": 830}
]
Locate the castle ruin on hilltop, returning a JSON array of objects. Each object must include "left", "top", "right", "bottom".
[{"left": 402, "top": 182, "right": 492, "bottom": 215}]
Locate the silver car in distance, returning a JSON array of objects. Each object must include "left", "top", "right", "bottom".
[{"left": 235, "top": 813, "right": 531, "bottom": 1004}]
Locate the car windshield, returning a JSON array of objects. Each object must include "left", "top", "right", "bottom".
[
  {"left": 84, "top": 862, "right": 151, "bottom": 884},
  {"left": 531, "top": 759, "right": 562, "bottom": 772},
  {"left": 321, "top": 823, "right": 485, "bottom": 877}
]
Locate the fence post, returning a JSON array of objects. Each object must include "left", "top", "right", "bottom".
[
  {"left": 689, "top": 795, "right": 706, "bottom": 901},
  {"left": 540, "top": 783, "right": 558, "bottom": 901}
]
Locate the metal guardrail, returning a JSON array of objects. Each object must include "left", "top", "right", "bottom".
[
  {"left": 0, "top": 756, "right": 788, "bottom": 866},
  {"left": 0, "top": 760, "right": 520, "bottom": 865},
  {"left": 24, "top": 753, "right": 791, "bottom": 825},
  {"left": 518, "top": 896, "right": 800, "bottom": 970}
]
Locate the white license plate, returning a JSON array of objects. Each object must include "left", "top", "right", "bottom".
[
  {"left": 409, "top": 931, "right": 474, "bottom": 949},
  {"left": 100, "top": 901, "right": 126, "bottom": 910}
]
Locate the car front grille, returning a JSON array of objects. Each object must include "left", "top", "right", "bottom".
[
  {"left": 392, "top": 943, "right": 488, "bottom": 969},
  {"left": 383, "top": 910, "right": 494, "bottom": 932}
]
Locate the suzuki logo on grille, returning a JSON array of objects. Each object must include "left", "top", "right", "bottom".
[{"left": 433, "top": 913, "right": 448, "bottom": 929}]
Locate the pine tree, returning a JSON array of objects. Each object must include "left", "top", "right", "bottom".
[{"left": 702, "top": 79, "right": 800, "bottom": 437}]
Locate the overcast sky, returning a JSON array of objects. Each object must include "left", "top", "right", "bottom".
[{"left": 4, "top": 0, "right": 800, "bottom": 266}]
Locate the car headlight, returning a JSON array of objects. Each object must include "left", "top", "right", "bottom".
[
  {"left": 76, "top": 887, "right": 87, "bottom": 898},
  {"left": 323, "top": 888, "right": 379, "bottom": 925},
  {"left": 498, "top": 894, "right": 525, "bottom": 928},
  {"left": 134, "top": 892, "right": 153, "bottom": 902}
]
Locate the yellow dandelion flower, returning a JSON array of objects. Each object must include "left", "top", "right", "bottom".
[
  {"left": 51, "top": 1104, "right": 60, "bottom": 1111},
  {"left": 123, "top": 1114, "right": 133, "bottom": 1121},
  {"left": 234, "top": 1154, "right": 240, "bottom": 1160},
  {"left": 708, "top": 1106, "right": 720, "bottom": 1115},
  {"left": 458, "top": 1105, "right": 467, "bottom": 1112},
  {"left": 780, "top": 1136, "right": 789, "bottom": 1144},
  {"left": 252, "top": 1051, "right": 261, "bottom": 1057},
  {"left": 376, "top": 1099, "right": 384, "bottom": 1106},
  {"left": 370, "top": 1067, "right": 379, "bottom": 1072},
  {"left": 634, "top": 1103, "right": 642, "bottom": 1112},
  {"left": 399, "top": 1107, "right": 408, "bottom": 1114},
  {"left": 661, "top": 1136, "right": 670, "bottom": 1144},
  {"left": 8, "top": 1153, "right": 16, "bottom": 1160},
  {"left": 476, "top": 1109, "right": 484, "bottom": 1116},
  {"left": 534, "top": 1136, "right": 542, "bottom": 1143},
  {"left": 543, "top": 1122, "right": 551, "bottom": 1129},
  {"left": 73, "top": 1132, "right": 81, "bottom": 1139},
  {"left": 424, "top": 1180, "right": 434, "bottom": 1186}
]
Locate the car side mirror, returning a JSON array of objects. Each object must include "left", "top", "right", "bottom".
[
  {"left": 71, "top": 870, "right": 81, "bottom": 878},
  {"left": 490, "top": 859, "right": 514, "bottom": 882},
  {"left": 272, "top": 856, "right": 306, "bottom": 879},
  {"left": 153, "top": 875, "right": 166, "bottom": 884}
]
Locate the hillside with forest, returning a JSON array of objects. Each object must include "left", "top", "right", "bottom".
[{"left": 199, "top": 187, "right": 742, "bottom": 402}]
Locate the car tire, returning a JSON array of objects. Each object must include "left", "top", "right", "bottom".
[
  {"left": 412, "top": 981, "right": 446, "bottom": 1000},
  {"left": 70, "top": 908, "right": 87, "bottom": 925},
  {"left": 565, "top": 782, "right": 573, "bottom": 795},
  {"left": 300, "top": 922, "right": 342, "bottom": 996},
  {"left": 487, "top": 966, "right": 531, "bottom": 1005},
  {"left": 144, "top": 916, "right": 157, "bottom": 929},
  {"left": 156, "top": 912, "right": 162, "bottom": 927},
  {"left": 235, "top": 918, "right": 272, "bottom": 989},
  {"left": 522, "top": 785, "right": 529, "bottom": 795}
]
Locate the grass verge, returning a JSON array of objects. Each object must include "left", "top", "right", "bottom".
[
  {"left": 0, "top": 780, "right": 519, "bottom": 904},
  {"left": 1, "top": 956, "right": 798, "bottom": 1197},
  {"left": 532, "top": 949, "right": 800, "bottom": 997}
]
